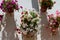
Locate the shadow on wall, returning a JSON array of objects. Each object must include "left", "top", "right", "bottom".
[{"left": 31, "top": 0, "right": 39, "bottom": 12}]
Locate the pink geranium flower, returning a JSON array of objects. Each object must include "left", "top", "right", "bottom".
[
  {"left": 0, "top": 0, "right": 19, "bottom": 13},
  {"left": 56, "top": 10, "right": 60, "bottom": 16}
]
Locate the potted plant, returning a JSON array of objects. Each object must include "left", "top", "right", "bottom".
[
  {"left": 40, "top": 0, "right": 55, "bottom": 12},
  {"left": 0, "top": 0, "right": 19, "bottom": 15},
  {"left": 0, "top": 0, "right": 19, "bottom": 40},
  {"left": 20, "top": 10, "right": 40, "bottom": 40},
  {"left": 48, "top": 14, "right": 59, "bottom": 35}
]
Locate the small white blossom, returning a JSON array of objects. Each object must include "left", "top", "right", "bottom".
[
  {"left": 26, "top": 28, "right": 30, "bottom": 31},
  {"left": 30, "top": 29, "right": 33, "bottom": 32},
  {"left": 35, "top": 26, "right": 38, "bottom": 30},
  {"left": 22, "top": 25, "right": 26, "bottom": 28},
  {"left": 50, "top": 22, "right": 52, "bottom": 25},
  {"left": 30, "top": 24, "right": 33, "bottom": 27}
]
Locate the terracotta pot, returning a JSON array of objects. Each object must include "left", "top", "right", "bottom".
[
  {"left": 51, "top": 28, "right": 58, "bottom": 35},
  {"left": 41, "top": 5, "right": 47, "bottom": 12},
  {"left": 22, "top": 32, "right": 37, "bottom": 40},
  {"left": 22, "top": 31, "right": 37, "bottom": 40},
  {"left": 22, "top": 32, "right": 35, "bottom": 37},
  {"left": 6, "top": 12, "right": 14, "bottom": 16}
]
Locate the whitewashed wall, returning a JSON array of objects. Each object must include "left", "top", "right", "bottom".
[{"left": 0, "top": 0, "right": 60, "bottom": 40}]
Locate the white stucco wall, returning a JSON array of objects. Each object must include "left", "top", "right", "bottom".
[
  {"left": 0, "top": 0, "right": 60, "bottom": 40},
  {"left": 47, "top": 0, "right": 60, "bottom": 14}
]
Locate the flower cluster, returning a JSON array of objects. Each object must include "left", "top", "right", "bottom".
[
  {"left": 48, "top": 14, "right": 59, "bottom": 35},
  {"left": 40, "top": 0, "right": 55, "bottom": 9},
  {"left": 48, "top": 11, "right": 60, "bottom": 34},
  {"left": 0, "top": 0, "right": 19, "bottom": 13},
  {"left": 20, "top": 10, "right": 40, "bottom": 35},
  {"left": 48, "top": 15, "right": 59, "bottom": 29},
  {"left": 40, "top": 0, "right": 55, "bottom": 12}
]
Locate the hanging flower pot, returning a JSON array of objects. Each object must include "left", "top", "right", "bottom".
[
  {"left": 20, "top": 9, "right": 41, "bottom": 40},
  {"left": 40, "top": 0, "right": 55, "bottom": 12},
  {"left": 51, "top": 27, "right": 58, "bottom": 35},
  {"left": 0, "top": 0, "right": 19, "bottom": 13},
  {"left": 22, "top": 30, "right": 37, "bottom": 40},
  {"left": 22, "top": 30, "right": 37, "bottom": 37},
  {"left": 41, "top": 5, "right": 47, "bottom": 12},
  {"left": 40, "top": 1, "right": 48, "bottom": 12},
  {"left": 48, "top": 14, "right": 59, "bottom": 35}
]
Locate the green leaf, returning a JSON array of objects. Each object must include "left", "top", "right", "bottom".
[{"left": 30, "top": 11, "right": 37, "bottom": 18}]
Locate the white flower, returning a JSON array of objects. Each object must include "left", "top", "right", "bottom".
[
  {"left": 30, "top": 24, "right": 33, "bottom": 27},
  {"left": 50, "top": 22, "right": 53, "bottom": 25},
  {"left": 31, "top": 18, "right": 39, "bottom": 22},
  {"left": 37, "top": 19, "right": 41, "bottom": 24},
  {"left": 27, "top": 17, "right": 32, "bottom": 21},
  {"left": 24, "top": 14, "right": 28, "bottom": 18},
  {"left": 22, "top": 23, "right": 28, "bottom": 28},
  {"left": 30, "top": 29, "right": 33, "bottom": 32},
  {"left": 22, "top": 31, "right": 27, "bottom": 35},
  {"left": 22, "top": 25, "right": 26, "bottom": 28},
  {"left": 20, "top": 9, "right": 41, "bottom": 33},
  {"left": 24, "top": 24, "right": 28, "bottom": 26},
  {"left": 35, "top": 26, "right": 38, "bottom": 30},
  {"left": 53, "top": 23, "right": 56, "bottom": 25},
  {"left": 26, "top": 28, "right": 30, "bottom": 31}
]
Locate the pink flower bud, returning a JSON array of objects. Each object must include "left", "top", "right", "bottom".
[
  {"left": 16, "top": 28, "right": 20, "bottom": 31},
  {"left": 20, "top": 6, "right": 23, "bottom": 9}
]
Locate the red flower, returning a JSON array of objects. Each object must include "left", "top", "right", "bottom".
[
  {"left": 21, "top": 19, "right": 23, "bottom": 22},
  {"left": 56, "top": 10, "right": 60, "bottom": 16},
  {"left": 16, "top": 28, "right": 20, "bottom": 31},
  {"left": 18, "top": 31, "right": 21, "bottom": 34},
  {"left": 51, "top": 14, "right": 54, "bottom": 17},
  {"left": 16, "top": 28, "right": 21, "bottom": 34},
  {"left": 48, "top": 15, "right": 50, "bottom": 18},
  {"left": 53, "top": 20, "right": 56, "bottom": 23},
  {"left": 25, "top": 11, "right": 28, "bottom": 14},
  {"left": 20, "top": 6, "right": 23, "bottom": 9},
  {"left": 21, "top": 12, "right": 23, "bottom": 14}
]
